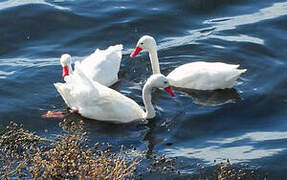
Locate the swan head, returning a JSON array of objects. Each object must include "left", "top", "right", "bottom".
[
  {"left": 147, "top": 74, "right": 176, "bottom": 97},
  {"left": 130, "top": 35, "right": 157, "bottom": 57},
  {"left": 60, "top": 54, "right": 72, "bottom": 79}
]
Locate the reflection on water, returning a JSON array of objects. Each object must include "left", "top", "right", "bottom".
[
  {"left": 0, "top": 70, "right": 15, "bottom": 79},
  {"left": 204, "top": 1, "right": 287, "bottom": 31},
  {"left": 0, "top": 0, "right": 69, "bottom": 10},
  {"left": 161, "top": 1, "right": 287, "bottom": 49},
  {"left": 165, "top": 131, "right": 287, "bottom": 163},
  {"left": 165, "top": 145, "right": 282, "bottom": 164},
  {"left": 176, "top": 88, "right": 241, "bottom": 106}
]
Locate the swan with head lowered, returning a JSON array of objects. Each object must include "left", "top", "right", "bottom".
[
  {"left": 61, "top": 44, "right": 123, "bottom": 87},
  {"left": 54, "top": 57, "right": 175, "bottom": 123},
  {"left": 130, "top": 35, "right": 247, "bottom": 90}
]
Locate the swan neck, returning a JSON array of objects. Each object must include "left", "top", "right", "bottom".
[
  {"left": 142, "top": 83, "right": 155, "bottom": 119},
  {"left": 149, "top": 48, "right": 161, "bottom": 74}
]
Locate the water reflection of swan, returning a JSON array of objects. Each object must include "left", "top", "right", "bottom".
[
  {"left": 142, "top": 119, "right": 160, "bottom": 158},
  {"left": 176, "top": 88, "right": 241, "bottom": 106}
]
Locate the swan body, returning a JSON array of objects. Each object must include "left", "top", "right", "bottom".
[
  {"left": 167, "top": 61, "right": 246, "bottom": 90},
  {"left": 61, "top": 44, "right": 123, "bottom": 87},
  {"left": 130, "top": 35, "right": 246, "bottom": 90},
  {"left": 55, "top": 57, "right": 175, "bottom": 123}
]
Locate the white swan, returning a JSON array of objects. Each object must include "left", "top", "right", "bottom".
[
  {"left": 55, "top": 60, "right": 175, "bottom": 123},
  {"left": 130, "top": 35, "right": 247, "bottom": 90},
  {"left": 61, "top": 44, "right": 123, "bottom": 87}
]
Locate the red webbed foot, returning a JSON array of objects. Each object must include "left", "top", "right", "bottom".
[{"left": 42, "top": 111, "right": 65, "bottom": 118}]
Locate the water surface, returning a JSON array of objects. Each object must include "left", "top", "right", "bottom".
[{"left": 1, "top": 0, "right": 287, "bottom": 178}]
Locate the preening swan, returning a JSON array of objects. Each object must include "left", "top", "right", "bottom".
[
  {"left": 130, "top": 35, "right": 246, "bottom": 90},
  {"left": 55, "top": 59, "right": 175, "bottom": 123},
  {"left": 61, "top": 44, "right": 123, "bottom": 86}
]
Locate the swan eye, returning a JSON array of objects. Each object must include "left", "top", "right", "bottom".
[
  {"left": 140, "top": 42, "right": 144, "bottom": 45},
  {"left": 164, "top": 81, "right": 168, "bottom": 84}
]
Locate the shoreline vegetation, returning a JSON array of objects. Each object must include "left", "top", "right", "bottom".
[{"left": 0, "top": 120, "right": 265, "bottom": 179}]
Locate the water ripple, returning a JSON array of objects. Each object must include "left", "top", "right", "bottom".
[
  {"left": 210, "top": 34, "right": 264, "bottom": 45},
  {"left": 0, "top": 70, "right": 15, "bottom": 79},
  {"left": 165, "top": 131, "right": 287, "bottom": 163},
  {"left": 0, "top": 0, "right": 69, "bottom": 10},
  {"left": 204, "top": 2, "right": 287, "bottom": 31},
  {"left": 161, "top": 2, "right": 287, "bottom": 49},
  {"left": 165, "top": 145, "right": 282, "bottom": 164}
]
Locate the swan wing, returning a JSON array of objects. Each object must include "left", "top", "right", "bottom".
[
  {"left": 81, "top": 89, "right": 145, "bottom": 123},
  {"left": 78, "top": 44, "right": 123, "bottom": 86},
  {"left": 167, "top": 61, "right": 246, "bottom": 90},
  {"left": 72, "top": 61, "right": 145, "bottom": 122},
  {"left": 54, "top": 61, "right": 101, "bottom": 109}
]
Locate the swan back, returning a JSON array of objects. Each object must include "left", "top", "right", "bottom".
[
  {"left": 79, "top": 44, "right": 123, "bottom": 86},
  {"left": 73, "top": 64, "right": 145, "bottom": 122},
  {"left": 167, "top": 61, "right": 247, "bottom": 90}
]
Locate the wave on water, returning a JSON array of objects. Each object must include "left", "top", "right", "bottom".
[
  {"left": 0, "top": 0, "right": 69, "bottom": 10},
  {"left": 160, "top": 1, "right": 287, "bottom": 49}
]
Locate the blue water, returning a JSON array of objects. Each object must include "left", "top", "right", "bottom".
[{"left": 1, "top": 0, "right": 287, "bottom": 178}]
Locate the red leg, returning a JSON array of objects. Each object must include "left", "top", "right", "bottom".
[{"left": 42, "top": 111, "right": 65, "bottom": 118}]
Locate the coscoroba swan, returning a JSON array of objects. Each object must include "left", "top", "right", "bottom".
[
  {"left": 55, "top": 60, "right": 175, "bottom": 123},
  {"left": 61, "top": 44, "right": 123, "bottom": 87},
  {"left": 130, "top": 35, "right": 247, "bottom": 90}
]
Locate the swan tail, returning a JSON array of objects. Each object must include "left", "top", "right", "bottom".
[
  {"left": 238, "top": 68, "right": 247, "bottom": 74},
  {"left": 230, "top": 64, "right": 247, "bottom": 74},
  {"left": 106, "top": 44, "right": 123, "bottom": 61},
  {"left": 231, "top": 64, "right": 240, "bottom": 69},
  {"left": 225, "top": 68, "right": 247, "bottom": 83},
  {"left": 107, "top": 44, "right": 123, "bottom": 52},
  {"left": 87, "top": 44, "right": 123, "bottom": 65}
]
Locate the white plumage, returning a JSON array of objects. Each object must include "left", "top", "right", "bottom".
[
  {"left": 55, "top": 59, "right": 175, "bottom": 123},
  {"left": 130, "top": 35, "right": 246, "bottom": 90},
  {"left": 167, "top": 61, "right": 246, "bottom": 90},
  {"left": 78, "top": 44, "right": 123, "bottom": 86},
  {"left": 60, "top": 44, "right": 123, "bottom": 87}
]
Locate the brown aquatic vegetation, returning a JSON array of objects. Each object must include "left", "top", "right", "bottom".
[
  {"left": 147, "top": 154, "right": 178, "bottom": 174},
  {"left": 197, "top": 159, "right": 264, "bottom": 180},
  {"left": 29, "top": 133, "right": 139, "bottom": 179},
  {"left": 0, "top": 120, "right": 264, "bottom": 179},
  {"left": 0, "top": 121, "right": 45, "bottom": 179},
  {"left": 0, "top": 120, "right": 140, "bottom": 179}
]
